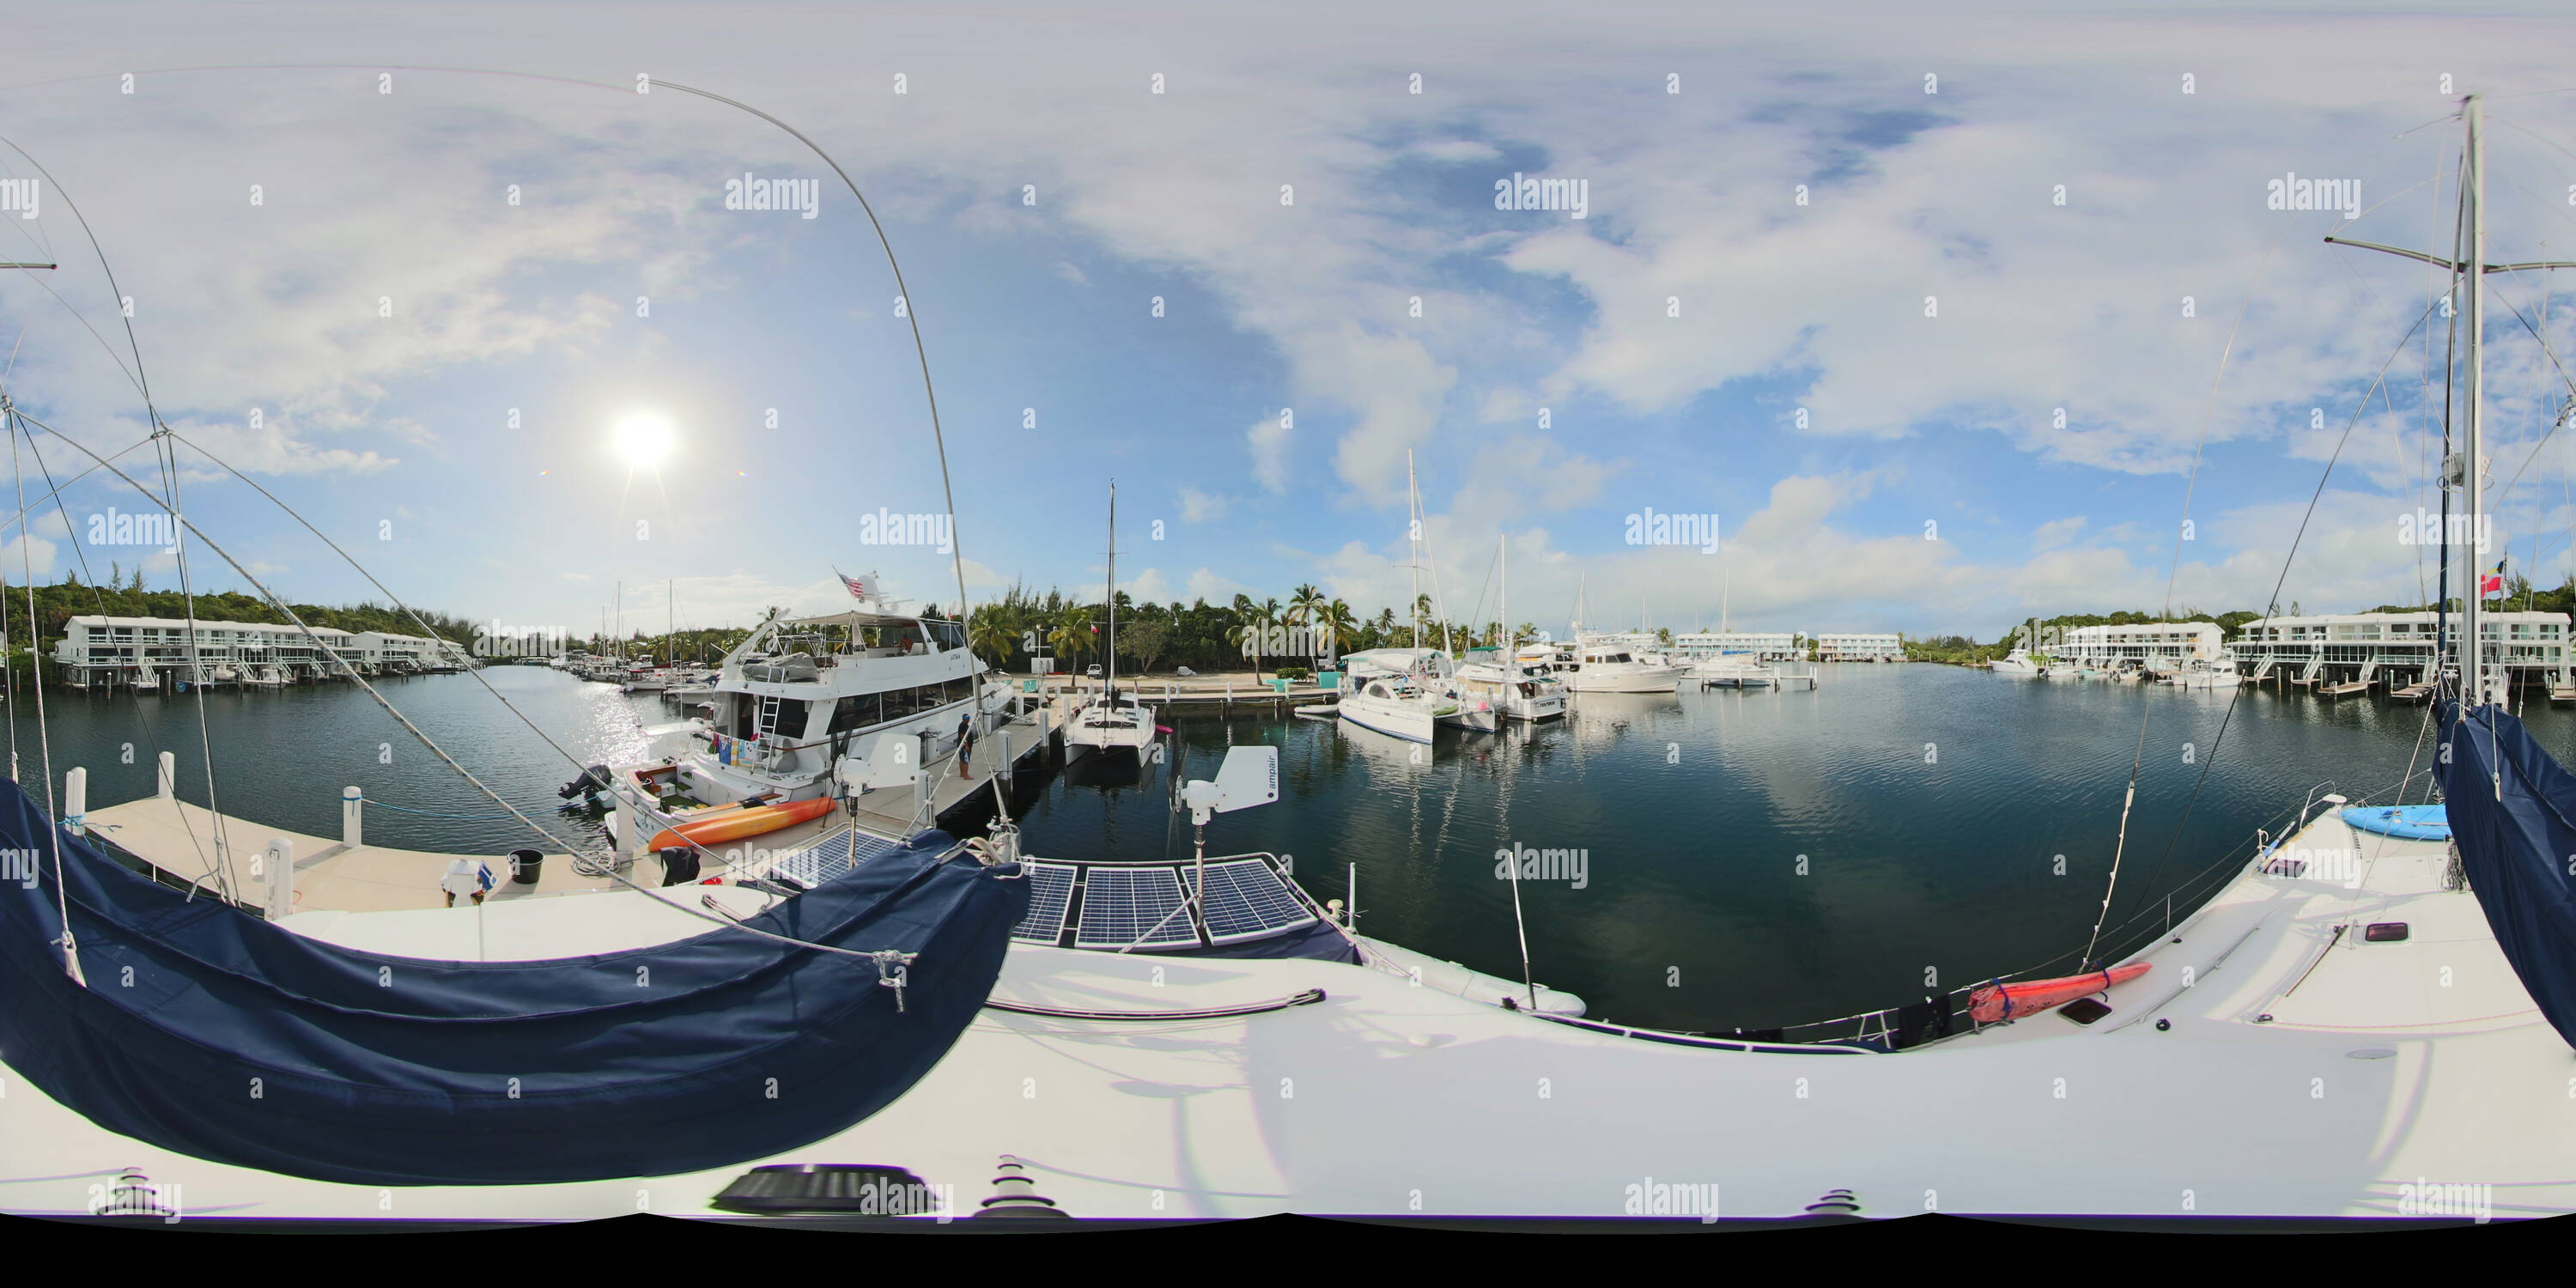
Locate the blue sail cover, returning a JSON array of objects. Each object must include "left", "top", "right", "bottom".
[
  {"left": 2436, "top": 701, "right": 2576, "bottom": 1049},
  {"left": 0, "top": 778, "right": 1025, "bottom": 1186}
]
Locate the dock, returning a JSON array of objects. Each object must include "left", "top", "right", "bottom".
[
  {"left": 2320, "top": 679, "right": 2373, "bottom": 700},
  {"left": 2393, "top": 682, "right": 2437, "bottom": 703},
  {"left": 1018, "top": 673, "right": 1340, "bottom": 714},
  {"left": 67, "top": 704, "right": 1054, "bottom": 918}
]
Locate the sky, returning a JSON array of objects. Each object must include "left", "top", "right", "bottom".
[{"left": 6, "top": 2, "right": 2576, "bottom": 644}]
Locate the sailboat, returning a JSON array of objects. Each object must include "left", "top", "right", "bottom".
[{"left": 1061, "top": 483, "right": 1156, "bottom": 762}]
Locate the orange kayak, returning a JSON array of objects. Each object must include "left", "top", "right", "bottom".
[
  {"left": 1968, "top": 963, "right": 2150, "bottom": 1023},
  {"left": 647, "top": 796, "right": 835, "bottom": 852}
]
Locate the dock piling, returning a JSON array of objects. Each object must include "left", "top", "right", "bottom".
[
  {"left": 264, "top": 837, "right": 294, "bottom": 920},
  {"left": 155, "top": 751, "right": 175, "bottom": 800},
  {"left": 343, "top": 786, "right": 363, "bottom": 847},
  {"left": 64, "top": 767, "right": 86, "bottom": 835}
]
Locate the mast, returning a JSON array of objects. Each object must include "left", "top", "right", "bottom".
[
  {"left": 1104, "top": 481, "right": 1117, "bottom": 703},
  {"left": 1499, "top": 534, "right": 1509, "bottom": 656},
  {"left": 1406, "top": 451, "right": 1422, "bottom": 647},
  {"left": 2463, "top": 94, "right": 2488, "bottom": 706}
]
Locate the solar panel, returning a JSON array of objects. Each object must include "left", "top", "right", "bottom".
[
  {"left": 1014, "top": 861, "right": 1077, "bottom": 944},
  {"left": 1073, "top": 866, "right": 1200, "bottom": 950},
  {"left": 1199, "top": 859, "right": 1319, "bottom": 944},
  {"left": 767, "top": 828, "right": 902, "bottom": 890}
]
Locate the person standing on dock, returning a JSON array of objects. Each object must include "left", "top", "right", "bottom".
[{"left": 955, "top": 712, "right": 976, "bottom": 780}]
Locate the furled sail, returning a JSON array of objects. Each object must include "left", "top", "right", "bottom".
[
  {"left": 0, "top": 778, "right": 1025, "bottom": 1186},
  {"left": 2435, "top": 701, "right": 2576, "bottom": 1049}
]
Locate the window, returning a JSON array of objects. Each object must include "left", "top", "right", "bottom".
[
  {"left": 828, "top": 694, "right": 881, "bottom": 735},
  {"left": 765, "top": 698, "right": 811, "bottom": 741}
]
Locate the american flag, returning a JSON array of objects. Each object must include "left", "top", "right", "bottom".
[{"left": 837, "top": 569, "right": 878, "bottom": 600}]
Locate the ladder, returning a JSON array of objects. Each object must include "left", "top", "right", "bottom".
[{"left": 757, "top": 693, "right": 785, "bottom": 738}]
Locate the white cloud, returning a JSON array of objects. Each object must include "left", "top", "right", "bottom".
[{"left": 1177, "top": 484, "right": 1227, "bottom": 522}]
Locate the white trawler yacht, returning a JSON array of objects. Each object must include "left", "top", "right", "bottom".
[
  {"left": 1561, "top": 637, "right": 1682, "bottom": 693},
  {"left": 1061, "top": 483, "right": 1156, "bottom": 762},
  {"left": 1991, "top": 647, "right": 2042, "bottom": 676},
  {"left": 612, "top": 581, "right": 989, "bottom": 808}
]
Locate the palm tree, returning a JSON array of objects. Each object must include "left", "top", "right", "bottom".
[
  {"left": 1315, "top": 598, "right": 1358, "bottom": 661},
  {"left": 1287, "top": 584, "right": 1327, "bottom": 627},
  {"left": 967, "top": 606, "right": 1014, "bottom": 670},
  {"left": 1049, "top": 609, "right": 1093, "bottom": 668}
]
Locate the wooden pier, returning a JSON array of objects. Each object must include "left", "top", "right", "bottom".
[{"left": 2320, "top": 679, "right": 2373, "bottom": 700}]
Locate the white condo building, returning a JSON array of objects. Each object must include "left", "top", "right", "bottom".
[
  {"left": 52, "top": 616, "right": 462, "bottom": 689},
  {"left": 1671, "top": 630, "right": 1801, "bottom": 661},
  {"left": 2060, "top": 622, "right": 2224, "bottom": 670},
  {"left": 2230, "top": 611, "right": 2571, "bottom": 687},
  {"left": 1814, "top": 631, "right": 1901, "bottom": 662}
]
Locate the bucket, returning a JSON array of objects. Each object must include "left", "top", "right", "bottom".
[{"left": 507, "top": 848, "right": 544, "bottom": 884}]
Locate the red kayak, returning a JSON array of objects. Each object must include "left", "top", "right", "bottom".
[{"left": 1968, "top": 963, "right": 2151, "bottom": 1023}]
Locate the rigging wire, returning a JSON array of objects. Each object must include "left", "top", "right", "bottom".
[
  {"left": 7, "top": 401, "right": 78, "bottom": 983},
  {"left": 2110, "top": 297, "right": 2447, "bottom": 934}
]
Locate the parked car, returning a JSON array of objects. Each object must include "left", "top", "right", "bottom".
[
  {"left": 1176, "top": 666, "right": 1196, "bottom": 677},
  {"left": 1085, "top": 664, "right": 1103, "bottom": 677}
]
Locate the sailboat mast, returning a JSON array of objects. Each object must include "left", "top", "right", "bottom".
[
  {"left": 1105, "top": 481, "right": 1118, "bottom": 702},
  {"left": 1500, "top": 534, "right": 1509, "bottom": 654},
  {"left": 1406, "top": 451, "right": 1421, "bottom": 647},
  {"left": 2464, "top": 94, "right": 2488, "bottom": 704}
]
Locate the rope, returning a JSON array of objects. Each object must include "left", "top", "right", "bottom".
[
  {"left": 6, "top": 404, "right": 75, "bottom": 983},
  {"left": 981, "top": 988, "right": 1327, "bottom": 1022}
]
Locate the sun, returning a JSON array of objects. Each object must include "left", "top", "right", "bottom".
[{"left": 612, "top": 413, "right": 676, "bottom": 469}]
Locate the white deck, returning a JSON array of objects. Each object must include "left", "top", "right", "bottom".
[{"left": 5, "top": 805, "right": 2568, "bottom": 1224}]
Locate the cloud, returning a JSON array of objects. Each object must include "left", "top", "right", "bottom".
[
  {"left": 1246, "top": 414, "right": 1292, "bottom": 494},
  {"left": 1177, "top": 484, "right": 1227, "bottom": 522}
]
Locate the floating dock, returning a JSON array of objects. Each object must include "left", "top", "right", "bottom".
[{"left": 2320, "top": 679, "right": 2373, "bottom": 700}]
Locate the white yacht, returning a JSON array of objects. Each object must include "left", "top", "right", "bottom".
[
  {"left": 243, "top": 665, "right": 287, "bottom": 689},
  {"left": 1561, "top": 637, "right": 1682, "bottom": 693},
  {"left": 1450, "top": 647, "right": 1566, "bottom": 724},
  {"left": 1336, "top": 647, "right": 1460, "bottom": 743},
  {"left": 1990, "top": 647, "right": 2041, "bottom": 676},
  {"left": 615, "top": 589, "right": 988, "bottom": 807},
  {"left": 1062, "top": 483, "right": 1157, "bottom": 762}
]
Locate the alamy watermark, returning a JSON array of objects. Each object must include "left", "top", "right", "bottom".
[
  {"left": 1495, "top": 841, "right": 1589, "bottom": 890},
  {"left": 87, "top": 507, "right": 179, "bottom": 552},
  {"left": 724, "top": 171, "right": 818, "bottom": 219},
  {"left": 1625, "top": 507, "right": 1720, "bottom": 553},
  {"left": 2268, "top": 172, "right": 2360, "bottom": 219},
  {"left": 0, "top": 176, "right": 37, "bottom": 219},
  {"left": 1494, "top": 172, "right": 1588, "bottom": 220},
  {"left": 3, "top": 847, "right": 36, "bottom": 889},
  {"left": 2396, "top": 1178, "right": 2491, "bottom": 1224},
  {"left": 473, "top": 619, "right": 570, "bottom": 659},
  {"left": 859, "top": 507, "right": 953, "bottom": 555},
  {"left": 1623, "top": 1176, "right": 1717, "bottom": 1222},
  {"left": 2397, "top": 507, "right": 2491, "bottom": 553}
]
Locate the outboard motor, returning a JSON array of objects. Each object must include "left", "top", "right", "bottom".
[{"left": 557, "top": 763, "right": 612, "bottom": 800}]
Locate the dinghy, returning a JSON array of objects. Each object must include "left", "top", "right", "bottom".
[
  {"left": 644, "top": 795, "right": 836, "bottom": 852},
  {"left": 2339, "top": 803, "right": 2450, "bottom": 841}
]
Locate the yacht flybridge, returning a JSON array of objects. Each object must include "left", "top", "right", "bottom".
[{"left": 622, "top": 589, "right": 989, "bottom": 809}]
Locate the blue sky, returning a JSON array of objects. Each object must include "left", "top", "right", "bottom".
[{"left": 5, "top": 3, "right": 2576, "bottom": 643}]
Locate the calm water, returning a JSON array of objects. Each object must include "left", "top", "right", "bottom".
[{"left": 12, "top": 663, "right": 2563, "bottom": 1032}]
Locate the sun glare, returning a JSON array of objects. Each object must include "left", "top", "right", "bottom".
[{"left": 613, "top": 414, "right": 677, "bottom": 469}]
